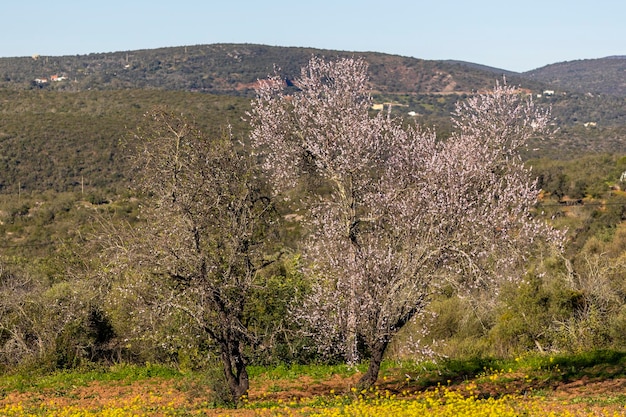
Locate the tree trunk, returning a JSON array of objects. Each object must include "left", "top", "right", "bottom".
[
  {"left": 220, "top": 339, "right": 249, "bottom": 404},
  {"left": 358, "top": 339, "right": 389, "bottom": 388},
  {"left": 346, "top": 274, "right": 359, "bottom": 365}
]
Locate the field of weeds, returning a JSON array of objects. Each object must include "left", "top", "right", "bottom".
[{"left": 1, "top": 351, "right": 626, "bottom": 416}]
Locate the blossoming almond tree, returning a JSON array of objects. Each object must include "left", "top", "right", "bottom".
[{"left": 249, "top": 57, "right": 562, "bottom": 387}]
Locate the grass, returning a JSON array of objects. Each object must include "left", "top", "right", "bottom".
[
  {"left": 248, "top": 362, "right": 368, "bottom": 381},
  {"left": 0, "top": 363, "right": 182, "bottom": 394},
  {"left": 1, "top": 350, "right": 625, "bottom": 415}
]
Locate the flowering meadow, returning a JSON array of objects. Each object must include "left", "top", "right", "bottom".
[
  {"left": 1, "top": 356, "right": 626, "bottom": 417},
  {"left": 1, "top": 384, "right": 625, "bottom": 416}
]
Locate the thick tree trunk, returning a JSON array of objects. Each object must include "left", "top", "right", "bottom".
[
  {"left": 358, "top": 339, "right": 389, "bottom": 388},
  {"left": 220, "top": 339, "right": 249, "bottom": 404}
]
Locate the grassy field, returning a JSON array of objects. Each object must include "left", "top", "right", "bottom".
[{"left": 1, "top": 351, "right": 626, "bottom": 416}]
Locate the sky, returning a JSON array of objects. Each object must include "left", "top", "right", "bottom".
[{"left": 2, "top": 1, "right": 624, "bottom": 73}]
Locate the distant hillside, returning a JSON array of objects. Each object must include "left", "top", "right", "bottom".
[
  {"left": 1, "top": 43, "right": 624, "bottom": 100},
  {"left": 0, "top": 43, "right": 542, "bottom": 96},
  {"left": 522, "top": 56, "right": 626, "bottom": 96},
  {"left": 0, "top": 44, "right": 624, "bottom": 196},
  {"left": 0, "top": 89, "right": 248, "bottom": 193}
]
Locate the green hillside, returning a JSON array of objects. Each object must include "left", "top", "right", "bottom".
[{"left": 0, "top": 89, "right": 248, "bottom": 194}]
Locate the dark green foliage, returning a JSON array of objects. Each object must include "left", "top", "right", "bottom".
[
  {"left": 243, "top": 254, "right": 314, "bottom": 365},
  {"left": 490, "top": 273, "right": 578, "bottom": 355},
  {"left": 53, "top": 308, "right": 116, "bottom": 369}
]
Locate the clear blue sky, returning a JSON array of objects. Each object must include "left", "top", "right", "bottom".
[{"left": 2, "top": 0, "right": 624, "bottom": 72}]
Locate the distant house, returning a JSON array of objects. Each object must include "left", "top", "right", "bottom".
[
  {"left": 50, "top": 75, "right": 67, "bottom": 82},
  {"left": 583, "top": 122, "right": 597, "bottom": 128},
  {"left": 34, "top": 78, "right": 48, "bottom": 84},
  {"left": 543, "top": 90, "right": 555, "bottom": 96},
  {"left": 371, "top": 104, "right": 384, "bottom": 111}
]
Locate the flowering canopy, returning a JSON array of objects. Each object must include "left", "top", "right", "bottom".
[{"left": 250, "top": 57, "right": 562, "bottom": 386}]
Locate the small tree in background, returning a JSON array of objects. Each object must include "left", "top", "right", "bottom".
[
  {"left": 250, "top": 57, "right": 562, "bottom": 387},
  {"left": 113, "top": 109, "right": 277, "bottom": 403}
]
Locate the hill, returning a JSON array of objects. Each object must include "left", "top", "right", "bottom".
[
  {"left": 0, "top": 43, "right": 540, "bottom": 96},
  {"left": 522, "top": 56, "right": 626, "bottom": 96},
  {"left": 3, "top": 44, "right": 624, "bottom": 100},
  {"left": 0, "top": 44, "right": 624, "bottom": 195},
  {"left": 3, "top": 43, "right": 624, "bottom": 129}
]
